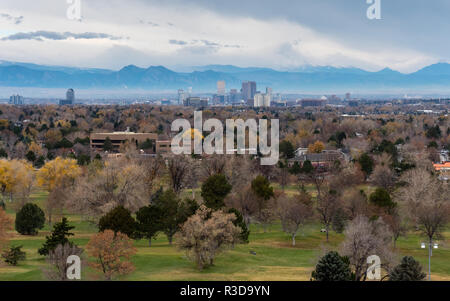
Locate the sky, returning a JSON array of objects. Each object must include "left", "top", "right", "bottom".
[{"left": 0, "top": 0, "right": 449, "bottom": 73}]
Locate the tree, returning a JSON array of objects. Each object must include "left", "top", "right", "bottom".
[
  {"left": 25, "top": 151, "right": 36, "bottom": 163},
  {"left": 369, "top": 164, "right": 396, "bottom": 191},
  {"left": 44, "top": 243, "right": 83, "bottom": 281},
  {"left": 279, "top": 140, "right": 295, "bottom": 159},
  {"left": 395, "top": 168, "right": 449, "bottom": 255},
  {"left": 39, "top": 217, "right": 75, "bottom": 256},
  {"left": 251, "top": 175, "right": 274, "bottom": 205},
  {"left": 37, "top": 158, "right": 81, "bottom": 225},
  {"left": 278, "top": 193, "right": 313, "bottom": 246},
  {"left": 201, "top": 174, "right": 232, "bottom": 210},
  {"left": 383, "top": 212, "right": 407, "bottom": 248},
  {"left": 136, "top": 205, "right": 163, "bottom": 247},
  {"left": 154, "top": 190, "right": 198, "bottom": 244},
  {"left": 301, "top": 160, "right": 314, "bottom": 174},
  {"left": 228, "top": 208, "right": 250, "bottom": 244},
  {"left": 389, "top": 256, "right": 426, "bottom": 281},
  {"left": 99, "top": 206, "right": 137, "bottom": 239},
  {"left": 358, "top": 153, "right": 374, "bottom": 177},
  {"left": 176, "top": 206, "right": 241, "bottom": 270},
  {"left": 103, "top": 137, "right": 114, "bottom": 152},
  {"left": 68, "top": 158, "right": 148, "bottom": 219},
  {"left": 1, "top": 245, "right": 26, "bottom": 266},
  {"left": 37, "top": 158, "right": 81, "bottom": 192},
  {"left": 0, "top": 208, "right": 13, "bottom": 250},
  {"left": 86, "top": 230, "right": 137, "bottom": 280},
  {"left": 167, "top": 156, "right": 190, "bottom": 194},
  {"left": 341, "top": 215, "right": 395, "bottom": 281},
  {"left": 0, "top": 149, "right": 7, "bottom": 158},
  {"left": 311, "top": 251, "right": 352, "bottom": 281},
  {"left": 316, "top": 189, "right": 340, "bottom": 242},
  {"left": 15, "top": 203, "right": 45, "bottom": 235},
  {"left": 308, "top": 141, "right": 325, "bottom": 154},
  {"left": 0, "top": 159, "right": 34, "bottom": 206},
  {"left": 369, "top": 188, "right": 397, "bottom": 214}
]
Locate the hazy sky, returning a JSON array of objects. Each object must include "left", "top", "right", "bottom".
[{"left": 0, "top": 0, "right": 448, "bottom": 72}]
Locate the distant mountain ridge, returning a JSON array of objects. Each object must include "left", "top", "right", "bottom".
[{"left": 1, "top": 60, "right": 450, "bottom": 92}]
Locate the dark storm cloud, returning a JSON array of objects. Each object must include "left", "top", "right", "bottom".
[{"left": 1, "top": 31, "right": 124, "bottom": 41}]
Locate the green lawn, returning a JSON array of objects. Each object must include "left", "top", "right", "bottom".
[{"left": 0, "top": 190, "right": 449, "bottom": 281}]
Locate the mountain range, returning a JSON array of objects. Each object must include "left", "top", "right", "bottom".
[{"left": 2, "top": 60, "right": 450, "bottom": 93}]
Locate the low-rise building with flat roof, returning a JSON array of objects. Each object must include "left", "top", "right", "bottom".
[{"left": 90, "top": 131, "right": 158, "bottom": 152}]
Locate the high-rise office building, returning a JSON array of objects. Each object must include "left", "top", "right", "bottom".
[
  {"left": 253, "top": 92, "right": 271, "bottom": 108},
  {"left": 217, "top": 80, "right": 226, "bottom": 95},
  {"left": 178, "top": 89, "right": 187, "bottom": 105},
  {"left": 241, "top": 81, "right": 256, "bottom": 101},
  {"left": 229, "top": 89, "right": 240, "bottom": 104},
  {"left": 59, "top": 89, "right": 75, "bottom": 105},
  {"left": 9, "top": 95, "right": 24, "bottom": 105}
]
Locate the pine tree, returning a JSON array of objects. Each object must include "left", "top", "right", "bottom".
[
  {"left": 228, "top": 208, "right": 250, "bottom": 244},
  {"left": 311, "top": 251, "right": 352, "bottom": 281},
  {"left": 38, "top": 217, "right": 75, "bottom": 256},
  {"left": 389, "top": 256, "right": 426, "bottom": 281}
]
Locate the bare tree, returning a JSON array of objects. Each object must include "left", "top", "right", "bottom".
[
  {"left": 166, "top": 156, "right": 190, "bottom": 194},
  {"left": 341, "top": 188, "right": 368, "bottom": 220},
  {"left": 225, "top": 186, "right": 258, "bottom": 226},
  {"left": 44, "top": 243, "right": 84, "bottom": 281},
  {"left": 278, "top": 193, "right": 313, "bottom": 246},
  {"left": 201, "top": 155, "right": 227, "bottom": 178},
  {"left": 316, "top": 188, "right": 341, "bottom": 242},
  {"left": 395, "top": 168, "right": 450, "bottom": 249},
  {"left": 341, "top": 215, "right": 396, "bottom": 281},
  {"left": 382, "top": 212, "right": 408, "bottom": 249},
  {"left": 369, "top": 164, "right": 396, "bottom": 192},
  {"left": 69, "top": 158, "right": 148, "bottom": 218}
]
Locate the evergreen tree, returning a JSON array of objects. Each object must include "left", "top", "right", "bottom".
[
  {"left": 358, "top": 153, "right": 374, "bottom": 176},
  {"left": 98, "top": 206, "right": 137, "bottom": 239},
  {"left": 15, "top": 203, "right": 45, "bottom": 235},
  {"left": 228, "top": 208, "right": 250, "bottom": 244},
  {"left": 389, "top": 256, "right": 426, "bottom": 281},
  {"left": 1, "top": 246, "right": 26, "bottom": 266},
  {"left": 103, "top": 137, "right": 113, "bottom": 152},
  {"left": 369, "top": 188, "right": 397, "bottom": 213},
  {"left": 201, "top": 174, "right": 232, "bottom": 210},
  {"left": 301, "top": 160, "right": 314, "bottom": 174},
  {"left": 38, "top": 217, "right": 75, "bottom": 256},
  {"left": 311, "top": 251, "right": 352, "bottom": 281},
  {"left": 136, "top": 205, "right": 163, "bottom": 247}
]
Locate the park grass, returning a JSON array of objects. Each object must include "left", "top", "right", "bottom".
[{"left": 0, "top": 189, "right": 449, "bottom": 281}]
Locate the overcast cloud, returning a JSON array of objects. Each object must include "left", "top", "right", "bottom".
[{"left": 0, "top": 0, "right": 448, "bottom": 72}]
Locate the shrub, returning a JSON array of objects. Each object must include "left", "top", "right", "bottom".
[
  {"left": 311, "top": 251, "right": 352, "bottom": 281},
  {"left": 1, "top": 246, "right": 26, "bottom": 266},
  {"left": 389, "top": 256, "right": 426, "bottom": 281},
  {"left": 15, "top": 203, "right": 45, "bottom": 235}
]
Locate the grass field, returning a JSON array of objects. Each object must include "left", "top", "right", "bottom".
[{"left": 0, "top": 189, "right": 449, "bottom": 281}]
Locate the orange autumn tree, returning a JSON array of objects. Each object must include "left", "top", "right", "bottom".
[
  {"left": 308, "top": 141, "right": 325, "bottom": 154},
  {"left": 0, "top": 208, "right": 13, "bottom": 251},
  {"left": 86, "top": 230, "right": 137, "bottom": 280}
]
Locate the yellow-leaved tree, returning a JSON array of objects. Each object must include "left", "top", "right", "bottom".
[
  {"left": 308, "top": 141, "right": 325, "bottom": 154},
  {"left": 37, "top": 158, "right": 81, "bottom": 225},
  {"left": 0, "top": 159, "right": 34, "bottom": 208}
]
